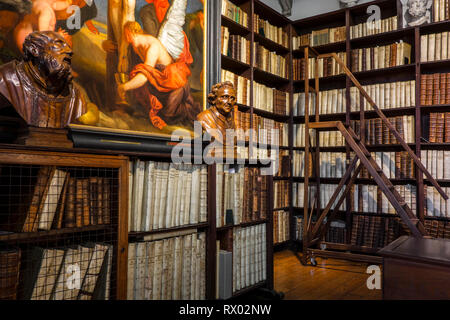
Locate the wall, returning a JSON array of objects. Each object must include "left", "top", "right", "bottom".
[{"left": 259, "top": 0, "right": 374, "bottom": 21}]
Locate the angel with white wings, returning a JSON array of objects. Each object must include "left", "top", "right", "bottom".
[{"left": 116, "top": 0, "right": 201, "bottom": 130}]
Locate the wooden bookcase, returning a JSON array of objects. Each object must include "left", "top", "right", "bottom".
[
  {"left": 289, "top": 0, "right": 450, "bottom": 258},
  {"left": 221, "top": 0, "right": 450, "bottom": 262},
  {"left": 0, "top": 145, "right": 129, "bottom": 300}
]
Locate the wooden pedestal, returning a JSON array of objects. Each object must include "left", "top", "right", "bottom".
[
  {"left": 379, "top": 236, "right": 450, "bottom": 300},
  {"left": 15, "top": 127, "right": 73, "bottom": 148}
]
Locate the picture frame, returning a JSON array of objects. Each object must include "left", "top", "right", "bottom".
[
  {"left": 0, "top": 0, "right": 221, "bottom": 151},
  {"left": 401, "top": 0, "right": 433, "bottom": 28}
]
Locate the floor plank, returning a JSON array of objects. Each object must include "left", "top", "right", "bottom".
[{"left": 274, "top": 250, "right": 382, "bottom": 300}]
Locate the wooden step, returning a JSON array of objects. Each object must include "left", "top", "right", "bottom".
[{"left": 309, "top": 121, "right": 341, "bottom": 129}]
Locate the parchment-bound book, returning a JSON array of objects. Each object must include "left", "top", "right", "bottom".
[
  {"left": 128, "top": 162, "right": 134, "bottom": 232},
  {"left": 51, "top": 246, "right": 80, "bottom": 300},
  {"left": 134, "top": 242, "right": 146, "bottom": 300},
  {"left": 134, "top": 160, "right": 145, "bottom": 232},
  {"left": 158, "top": 163, "right": 170, "bottom": 229},
  {"left": 175, "top": 164, "right": 186, "bottom": 227},
  {"left": 434, "top": 187, "right": 441, "bottom": 217},
  {"left": 144, "top": 241, "right": 155, "bottom": 300},
  {"left": 73, "top": 245, "right": 94, "bottom": 299},
  {"left": 152, "top": 240, "right": 163, "bottom": 300},
  {"left": 160, "top": 239, "right": 170, "bottom": 300},
  {"left": 444, "top": 151, "right": 450, "bottom": 179},
  {"left": 442, "top": 32, "right": 449, "bottom": 60},
  {"left": 245, "top": 227, "right": 251, "bottom": 288},
  {"left": 436, "top": 33, "right": 442, "bottom": 61},
  {"left": 200, "top": 166, "right": 208, "bottom": 223},
  {"left": 170, "top": 164, "right": 180, "bottom": 228},
  {"left": 165, "top": 164, "right": 176, "bottom": 228},
  {"left": 24, "top": 247, "right": 64, "bottom": 300},
  {"left": 140, "top": 162, "right": 152, "bottom": 231},
  {"left": 38, "top": 169, "right": 68, "bottom": 231},
  {"left": 181, "top": 234, "right": 192, "bottom": 300},
  {"left": 183, "top": 165, "right": 193, "bottom": 226},
  {"left": 438, "top": 151, "right": 444, "bottom": 179},
  {"left": 152, "top": 163, "right": 162, "bottom": 230},
  {"left": 199, "top": 233, "right": 206, "bottom": 300},
  {"left": 165, "top": 238, "right": 175, "bottom": 300},
  {"left": 188, "top": 234, "right": 197, "bottom": 299},
  {"left": 194, "top": 235, "right": 201, "bottom": 300},
  {"left": 428, "top": 33, "right": 436, "bottom": 61},
  {"left": 78, "top": 244, "right": 109, "bottom": 300},
  {"left": 189, "top": 165, "right": 200, "bottom": 225},
  {"left": 127, "top": 243, "right": 136, "bottom": 300},
  {"left": 239, "top": 227, "right": 246, "bottom": 290},
  {"left": 172, "top": 237, "right": 183, "bottom": 299}
]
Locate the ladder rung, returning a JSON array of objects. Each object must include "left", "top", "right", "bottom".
[{"left": 309, "top": 121, "right": 341, "bottom": 129}]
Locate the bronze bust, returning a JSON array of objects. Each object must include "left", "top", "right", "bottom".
[
  {"left": 0, "top": 31, "right": 87, "bottom": 128},
  {"left": 197, "top": 81, "right": 236, "bottom": 145}
]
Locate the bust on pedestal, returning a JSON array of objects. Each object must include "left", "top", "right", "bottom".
[
  {"left": 0, "top": 31, "right": 90, "bottom": 148},
  {"left": 197, "top": 81, "right": 238, "bottom": 160}
]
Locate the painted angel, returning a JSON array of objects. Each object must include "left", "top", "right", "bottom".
[{"left": 117, "top": 0, "right": 201, "bottom": 130}]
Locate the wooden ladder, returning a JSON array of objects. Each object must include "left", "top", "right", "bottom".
[{"left": 300, "top": 46, "right": 448, "bottom": 264}]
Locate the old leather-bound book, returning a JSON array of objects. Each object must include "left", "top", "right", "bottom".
[{"left": 0, "top": 247, "right": 21, "bottom": 300}]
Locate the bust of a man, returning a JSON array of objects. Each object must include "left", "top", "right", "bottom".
[
  {"left": 404, "top": 0, "right": 432, "bottom": 27},
  {"left": 197, "top": 81, "right": 236, "bottom": 144},
  {"left": 0, "top": 31, "right": 87, "bottom": 128}
]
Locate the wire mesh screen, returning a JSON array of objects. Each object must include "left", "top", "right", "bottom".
[{"left": 0, "top": 164, "right": 119, "bottom": 300}]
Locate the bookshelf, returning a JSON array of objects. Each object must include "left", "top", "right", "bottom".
[{"left": 287, "top": 0, "right": 450, "bottom": 262}]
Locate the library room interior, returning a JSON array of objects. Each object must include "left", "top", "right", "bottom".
[{"left": 0, "top": 0, "right": 449, "bottom": 304}]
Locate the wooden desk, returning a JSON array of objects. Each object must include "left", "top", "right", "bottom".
[{"left": 379, "top": 236, "right": 450, "bottom": 300}]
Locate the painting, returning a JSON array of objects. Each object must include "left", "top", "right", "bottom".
[{"left": 0, "top": 0, "right": 206, "bottom": 137}]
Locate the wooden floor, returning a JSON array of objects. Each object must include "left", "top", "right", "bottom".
[{"left": 274, "top": 250, "right": 382, "bottom": 300}]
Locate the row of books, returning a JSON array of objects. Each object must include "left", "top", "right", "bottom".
[
  {"left": 293, "top": 216, "right": 304, "bottom": 240},
  {"left": 295, "top": 26, "right": 346, "bottom": 47},
  {"left": 254, "top": 115, "right": 288, "bottom": 147},
  {"left": 350, "top": 115, "right": 416, "bottom": 145},
  {"left": 350, "top": 215, "right": 404, "bottom": 249},
  {"left": 128, "top": 233, "right": 205, "bottom": 300},
  {"left": 253, "top": 14, "right": 289, "bottom": 47},
  {"left": 424, "top": 185, "right": 450, "bottom": 218},
  {"left": 292, "top": 150, "right": 312, "bottom": 178},
  {"left": 293, "top": 89, "right": 346, "bottom": 116},
  {"left": 128, "top": 161, "right": 207, "bottom": 232},
  {"left": 421, "top": 150, "right": 450, "bottom": 179},
  {"left": 221, "top": 70, "right": 251, "bottom": 106},
  {"left": 273, "top": 210, "right": 289, "bottom": 244},
  {"left": 21, "top": 243, "right": 112, "bottom": 300},
  {"left": 350, "top": 42, "right": 412, "bottom": 73},
  {"left": 293, "top": 125, "right": 346, "bottom": 147},
  {"left": 253, "top": 82, "right": 288, "bottom": 115},
  {"left": 293, "top": 53, "right": 347, "bottom": 80},
  {"left": 292, "top": 183, "right": 305, "bottom": 208},
  {"left": 427, "top": 112, "right": 450, "bottom": 143},
  {"left": 317, "top": 184, "right": 347, "bottom": 211},
  {"left": 0, "top": 166, "right": 112, "bottom": 234},
  {"left": 420, "top": 73, "right": 450, "bottom": 106},
  {"left": 216, "top": 165, "right": 268, "bottom": 228},
  {"left": 350, "top": 16, "right": 397, "bottom": 39},
  {"left": 420, "top": 32, "right": 450, "bottom": 62},
  {"left": 432, "top": 0, "right": 450, "bottom": 22},
  {"left": 325, "top": 220, "right": 347, "bottom": 244},
  {"left": 359, "top": 151, "right": 416, "bottom": 180},
  {"left": 350, "top": 80, "right": 416, "bottom": 112},
  {"left": 351, "top": 184, "right": 417, "bottom": 215},
  {"left": 274, "top": 180, "right": 289, "bottom": 209},
  {"left": 232, "top": 224, "right": 267, "bottom": 293},
  {"left": 221, "top": 27, "right": 251, "bottom": 64},
  {"left": 424, "top": 218, "right": 450, "bottom": 239},
  {"left": 221, "top": 0, "right": 249, "bottom": 28},
  {"left": 319, "top": 152, "right": 347, "bottom": 178},
  {"left": 254, "top": 42, "right": 287, "bottom": 78}
]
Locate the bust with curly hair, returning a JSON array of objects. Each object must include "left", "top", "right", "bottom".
[{"left": 197, "top": 81, "right": 236, "bottom": 144}]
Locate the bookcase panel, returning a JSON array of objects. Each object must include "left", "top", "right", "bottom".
[{"left": 0, "top": 161, "right": 122, "bottom": 300}]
